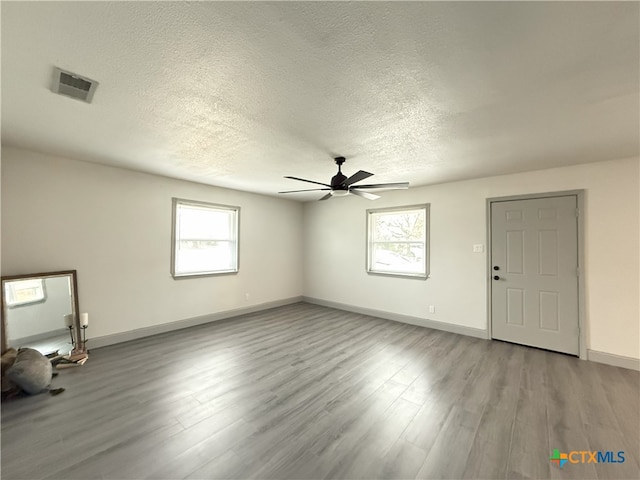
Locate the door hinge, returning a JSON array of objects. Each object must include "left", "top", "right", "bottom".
[
  {"left": 575, "top": 208, "right": 579, "bottom": 218},
  {"left": 576, "top": 267, "right": 580, "bottom": 277}
]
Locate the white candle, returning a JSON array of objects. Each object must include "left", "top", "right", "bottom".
[
  {"left": 80, "top": 313, "right": 89, "bottom": 327},
  {"left": 64, "top": 313, "right": 74, "bottom": 327}
]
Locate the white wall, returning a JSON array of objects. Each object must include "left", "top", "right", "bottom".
[
  {"left": 1, "top": 146, "right": 304, "bottom": 341},
  {"left": 304, "top": 157, "right": 640, "bottom": 360},
  {"left": 3, "top": 146, "right": 638, "bottom": 361}
]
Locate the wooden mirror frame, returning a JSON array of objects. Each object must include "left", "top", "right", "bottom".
[{"left": 1, "top": 270, "right": 80, "bottom": 355}]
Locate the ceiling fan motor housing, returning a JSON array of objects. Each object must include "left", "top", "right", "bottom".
[
  {"left": 331, "top": 172, "right": 347, "bottom": 188},
  {"left": 331, "top": 157, "right": 347, "bottom": 189}
]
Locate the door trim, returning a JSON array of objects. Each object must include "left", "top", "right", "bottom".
[{"left": 486, "top": 190, "right": 586, "bottom": 359}]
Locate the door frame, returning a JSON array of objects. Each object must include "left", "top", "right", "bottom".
[{"left": 486, "top": 190, "right": 586, "bottom": 359}]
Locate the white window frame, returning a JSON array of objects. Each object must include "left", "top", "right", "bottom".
[
  {"left": 4, "top": 278, "right": 47, "bottom": 307},
  {"left": 366, "top": 204, "right": 430, "bottom": 279},
  {"left": 171, "top": 198, "right": 240, "bottom": 278}
]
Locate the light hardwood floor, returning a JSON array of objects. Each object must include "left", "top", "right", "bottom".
[{"left": 2, "top": 302, "right": 638, "bottom": 479}]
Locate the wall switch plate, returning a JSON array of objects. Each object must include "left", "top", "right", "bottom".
[
  {"left": 428, "top": 305, "right": 435, "bottom": 314},
  {"left": 473, "top": 244, "right": 484, "bottom": 253}
]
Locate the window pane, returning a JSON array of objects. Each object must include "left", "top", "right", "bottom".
[
  {"left": 178, "top": 206, "right": 233, "bottom": 240},
  {"left": 373, "top": 211, "right": 425, "bottom": 242},
  {"left": 367, "top": 205, "right": 429, "bottom": 278},
  {"left": 372, "top": 243, "right": 425, "bottom": 274},
  {"left": 172, "top": 200, "right": 238, "bottom": 277},
  {"left": 175, "top": 241, "right": 234, "bottom": 274}
]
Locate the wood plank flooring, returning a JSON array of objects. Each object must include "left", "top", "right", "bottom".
[{"left": 2, "top": 302, "right": 638, "bottom": 479}]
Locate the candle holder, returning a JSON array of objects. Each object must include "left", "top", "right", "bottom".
[
  {"left": 71, "top": 313, "right": 89, "bottom": 356},
  {"left": 64, "top": 313, "right": 76, "bottom": 353},
  {"left": 67, "top": 325, "right": 75, "bottom": 348},
  {"left": 81, "top": 325, "right": 88, "bottom": 352}
]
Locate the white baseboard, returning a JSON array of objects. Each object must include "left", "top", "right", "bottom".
[
  {"left": 587, "top": 349, "right": 640, "bottom": 371},
  {"left": 88, "top": 296, "right": 304, "bottom": 350},
  {"left": 302, "top": 296, "right": 489, "bottom": 340}
]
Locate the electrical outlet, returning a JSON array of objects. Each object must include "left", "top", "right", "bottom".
[
  {"left": 428, "top": 305, "right": 435, "bottom": 314},
  {"left": 245, "top": 293, "right": 250, "bottom": 301},
  {"left": 473, "top": 244, "right": 484, "bottom": 253}
]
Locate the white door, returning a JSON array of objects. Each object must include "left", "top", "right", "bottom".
[{"left": 490, "top": 196, "right": 579, "bottom": 355}]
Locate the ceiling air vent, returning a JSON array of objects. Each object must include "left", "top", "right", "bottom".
[{"left": 51, "top": 67, "right": 98, "bottom": 103}]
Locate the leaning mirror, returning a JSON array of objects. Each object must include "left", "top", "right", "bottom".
[{"left": 1, "top": 270, "right": 80, "bottom": 356}]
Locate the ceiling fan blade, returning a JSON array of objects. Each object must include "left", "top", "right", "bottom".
[
  {"left": 350, "top": 189, "right": 380, "bottom": 200},
  {"left": 284, "top": 176, "right": 331, "bottom": 188},
  {"left": 319, "top": 193, "right": 333, "bottom": 201},
  {"left": 342, "top": 170, "right": 374, "bottom": 187},
  {"left": 351, "top": 182, "right": 409, "bottom": 190},
  {"left": 278, "top": 188, "right": 331, "bottom": 194}
]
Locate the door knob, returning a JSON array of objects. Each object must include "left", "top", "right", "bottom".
[
  {"left": 493, "top": 275, "right": 500, "bottom": 280},
  {"left": 493, "top": 266, "right": 500, "bottom": 271}
]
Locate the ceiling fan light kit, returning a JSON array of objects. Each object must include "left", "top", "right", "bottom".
[
  {"left": 330, "top": 190, "right": 350, "bottom": 197},
  {"left": 279, "top": 156, "right": 409, "bottom": 201}
]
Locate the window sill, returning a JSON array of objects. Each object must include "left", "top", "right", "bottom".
[
  {"left": 172, "top": 269, "right": 238, "bottom": 279},
  {"left": 366, "top": 270, "right": 428, "bottom": 280}
]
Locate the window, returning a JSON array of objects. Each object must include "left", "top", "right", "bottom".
[
  {"left": 4, "top": 279, "right": 46, "bottom": 307},
  {"left": 172, "top": 199, "right": 239, "bottom": 278},
  {"left": 367, "top": 204, "right": 429, "bottom": 278}
]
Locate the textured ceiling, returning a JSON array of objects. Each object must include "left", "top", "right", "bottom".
[{"left": 2, "top": 1, "right": 638, "bottom": 201}]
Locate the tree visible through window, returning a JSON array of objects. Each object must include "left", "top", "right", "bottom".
[
  {"left": 367, "top": 205, "right": 429, "bottom": 278},
  {"left": 172, "top": 199, "right": 239, "bottom": 277}
]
